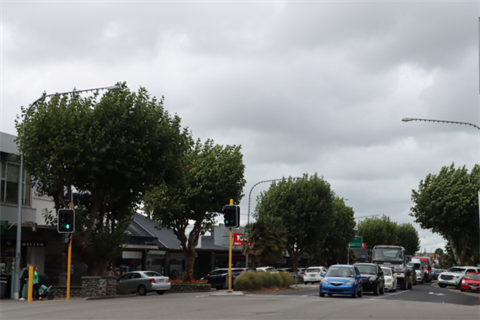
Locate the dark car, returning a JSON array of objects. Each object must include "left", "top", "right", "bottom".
[
  {"left": 200, "top": 268, "right": 245, "bottom": 289},
  {"left": 354, "top": 263, "right": 385, "bottom": 295}
]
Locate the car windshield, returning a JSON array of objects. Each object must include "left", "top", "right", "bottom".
[
  {"left": 356, "top": 265, "right": 376, "bottom": 275},
  {"left": 382, "top": 268, "right": 392, "bottom": 276},
  {"left": 372, "top": 248, "right": 402, "bottom": 263},
  {"left": 464, "top": 273, "right": 480, "bottom": 280},
  {"left": 448, "top": 268, "right": 466, "bottom": 273},
  {"left": 326, "top": 267, "right": 354, "bottom": 278},
  {"left": 306, "top": 268, "right": 321, "bottom": 273},
  {"left": 407, "top": 263, "right": 421, "bottom": 270}
]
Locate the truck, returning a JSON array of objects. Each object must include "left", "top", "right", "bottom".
[{"left": 371, "top": 245, "right": 413, "bottom": 290}]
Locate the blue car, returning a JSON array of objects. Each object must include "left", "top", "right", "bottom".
[{"left": 319, "top": 265, "right": 363, "bottom": 298}]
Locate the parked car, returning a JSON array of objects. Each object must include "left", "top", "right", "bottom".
[
  {"left": 200, "top": 268, "right": 245, "bottom": 289},
  {"left": 381, "top": 267, "right": 397, "bottom": 292},
  {"left": 319, "top": 264, "right": 363, "bottom": 298},
  {"left": 432, "top": 268, "right": 446, "bottom": 280},
  {"left": 256, "top": 266, "right": 278, "bottom": 273},
  {"left": 303, "top": 266, "right": 327, "bottom": 284},
  {"left": 354, "top": 262, "right": 385, "bottom": 295},
  {"left": 116, "top": 271, "right": 171, "bottom": 296},
  {"left": 438, "top": 266, "right": 480, "bottom": 289},
  {"left": 407, "top": 260, "right": 425, "bottom": 284},
  {"left": 460, "top": 272, "right": 480, "bottom": 292}
]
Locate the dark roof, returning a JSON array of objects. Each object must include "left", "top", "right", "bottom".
[{"left": 132, "top": 213, "right": 182, "bottom": 250}]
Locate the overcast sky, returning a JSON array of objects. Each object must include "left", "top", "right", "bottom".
[{"left": 1, "top": 0, "right": 479, "bottom": 254}]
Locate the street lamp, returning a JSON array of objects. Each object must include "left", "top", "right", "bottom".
[
  {"left": 245, "top": 176, "right": 301, "bottom": 268},
  {"left": 14, "top": 85, "right": 120, "bottom": 300}
]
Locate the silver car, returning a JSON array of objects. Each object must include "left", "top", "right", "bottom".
[{"left": 117, "top": 271, "right": 171, "bottom": 296}]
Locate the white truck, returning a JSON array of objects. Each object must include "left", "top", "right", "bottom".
[{"left": 372, "top": 245, "right": 413, "bottom": 290}]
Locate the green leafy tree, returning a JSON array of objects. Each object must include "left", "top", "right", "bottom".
[
  {"left": 395, "top": 223, "right": 420, "bottom": 256},
  {"left": 242, "top": 215, "right": 287, "bottom": 266},
  {"left": 254, "top": 173, "right": 335, "bottom": 275},
  {"left": 356, "top": 215, "right": 398, "bottom": 249},
  {"left": 144, "top": 139, "right": 246, "bottom": 282},
  {"left": 320, "top": 197, "right": 356, "bottom": 265},
  {"left": 16, "top": 82, "right": 190, "bottom": 275},
  {"left": 410, "top": 163, "right": 479, "bottom": 266}
]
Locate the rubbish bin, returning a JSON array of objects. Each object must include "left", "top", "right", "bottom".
[{"left": 0, "top": 274, "right": 12, "bottom": 299}]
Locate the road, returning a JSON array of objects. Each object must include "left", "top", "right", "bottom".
[
  {"left": 273, "top": 280, "right": 480, "bottom": 306},
  {"left": 1, "top": 282, "right": 478, "bottom": 320}
]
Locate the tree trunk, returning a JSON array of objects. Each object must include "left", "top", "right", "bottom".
[{"left": 182, "top": 246, "right": 197, "bottom": 282}]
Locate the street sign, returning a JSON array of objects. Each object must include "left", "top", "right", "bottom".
[{"left": 348, "top": 236, "right": 363, "bottom": 249}]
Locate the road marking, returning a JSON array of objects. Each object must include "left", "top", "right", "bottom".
[{"left": 428, "top": 292, "right": 445, "bottom": 296}]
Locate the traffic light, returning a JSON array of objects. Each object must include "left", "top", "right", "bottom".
[
  {"left": 224, "top": 205, "right": 239, "bottom": 228},
  {"left": 57, "top": 209, "right": 75, "bottom": 233}
]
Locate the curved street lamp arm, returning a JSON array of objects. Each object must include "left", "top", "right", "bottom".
[{"left": 402, "top": 117, "right": 480, "bottom": 131}]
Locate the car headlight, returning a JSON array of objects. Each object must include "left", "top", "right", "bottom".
[
  {"left": 369, "top": 276, "right": 376, "bottom": 281},
  {"left": 386, "top": 279, "right": 392, "bottom": 283},
  {"left": 321, "top": 280, "right": 328, "bottom": 285},
  {"left": 345, "top": 281, "right": 354, "bottom": 285},
  {"left": 461, "top": 280, "right": 466, "bottom": 284}
]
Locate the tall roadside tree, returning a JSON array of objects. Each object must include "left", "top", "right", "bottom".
[
  {"left": 144, "top": 139, "right": 246, "bottom": 282},
  {"left": 16, "top": 82, "right": 191, "bottom": 275},
  {"left": 410, "top": 163, "right": 480, "bottom": 266},
  {"left": 395, "top": 223, "right": 420, "bottom": 256},
  {"left": 320, "top": 197, "right": 356, "bottom": 266},
  {"left": 356, "top": 215, "right": 398, "bottom": 249},
  {"left": 254, "top": 173, "right": 335, "bottom": 275}
]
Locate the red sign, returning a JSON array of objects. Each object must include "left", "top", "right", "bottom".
[
  {"left": 362, "top": 243, "right": 366, "bottom": 249},
  {"left": 233, "top": 233, "right": 252, "bottom": 247}
]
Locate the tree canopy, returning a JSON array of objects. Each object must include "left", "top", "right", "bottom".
[
  {"left": 16, "top": 82, "right": 190, "bottom": 275},
  {"left": 410, "top": 163, "right": 479, "bottom": 266},
  {"left": 253, "top": 173, "right": 335, "bottom": 274},
  {"left": 356, "top": 215, "right": 398, "bottom": 249},
  {"left": 395, "top": 223, "right": 420, "bottom": 256},
  {"left": 144, "top": 138, "right": 246, "bottom": 281}
]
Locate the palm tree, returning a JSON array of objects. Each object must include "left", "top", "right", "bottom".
[{"left": 242, "top": 215, "right": 287, "bottom": 267}]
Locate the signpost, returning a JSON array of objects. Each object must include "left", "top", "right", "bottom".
[{"left": 347, "top": 236, "right": 363, "bottom": 264}]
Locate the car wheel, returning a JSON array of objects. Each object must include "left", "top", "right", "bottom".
[
  {"left": 455, "top": 284, "right": 461, "bottom": 290},
  {"left": 373, "top": 283, "right": 379, "bottom": 295},
  {"left": 460, "top": 288, "right": 465, "bottom": 292},
  {"left": 138, "top": 285, "right": 147, "bottom": 296},
  {"left": 156, "top": 291, "right": 165, "bottom": 295},
  {"left": 319, "top": 292, "right": 325, "bottom": 297},
  {"left": 351, "top": 287, "right": 357, "bottom": 298},
  {"left": 438, "top": 283, "right": 446, "bottom": 288},
  {"left": 420, "top": 277, "right": 423, "bottom": 284},
  {"left": 358, "top": 286, "right": 363, "bottom": 297},
  {"left": 328, "top": 293, "right": 332, "bottom": 297},
  {"left": 380, "top": 283, "right": 384, "bottom": 295}
]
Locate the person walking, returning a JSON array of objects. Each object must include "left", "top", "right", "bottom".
[
  {"left": 106, "top": 266, "right": 114, "bottom": 276},
  {"left": 32, "top": 265, "right": 41, "bottom": 300},
  {"left": 18, "top": 264, "right": 30, "bottom": 300}
]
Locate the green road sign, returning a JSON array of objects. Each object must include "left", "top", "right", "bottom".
[{"left": 348, "top": 236, "right": 363, "bottom": 249}]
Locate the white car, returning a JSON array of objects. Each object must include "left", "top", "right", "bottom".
[
  {"left": 303, "top": 266, "right": 327, "bottom": 284},
  {"left": 256, "top": 266, "right": 278, "bottom": 273},
  {"left": 381, "top": 267, "right": 397, "bottom": 292}
]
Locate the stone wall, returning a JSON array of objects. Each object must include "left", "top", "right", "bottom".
[
  {"left": 82, "top": 276, "right": 116, "bottom": 298},
  {"left": 170, "top": 283, "right": 211, "bottom": 292},
  {"left": 50, "top": 286, "right": 83, "bottom": 298}
]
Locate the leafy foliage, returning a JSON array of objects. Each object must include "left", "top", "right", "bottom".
[
  {"left": 242, "top": 215, "right": 288, "bottom": 266},
  {"left": 395, "top": 223, "right": 420, "bottom": 256},
  {"left": 356, "top": 215, "right": 398, "bottom": 249},
  {"left": 144, "top": 138, "right": 246, "bottom": 282},
  {"left": 410, "top": 163, "right": 480, "bottom": 266},
  {"left": 16, "top": 82, "right": 190, "bottom": 275},
  {"left": 254, "top": 173, "right": 335, "bottom": 275},
  {"left": 319, "top": 197, "right": 356, "bottom": 265}
]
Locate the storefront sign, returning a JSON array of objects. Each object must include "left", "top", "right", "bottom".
[
  {"left": 233, "top": 233, "right": 252, "bottom": 247},
  {"left": 1, "top": 240, "right": 46, "bottom": 247}
]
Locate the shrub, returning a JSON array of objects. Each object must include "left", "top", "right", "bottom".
[{"left": 234, "top": 271, "right": 293, "bottom": 291}]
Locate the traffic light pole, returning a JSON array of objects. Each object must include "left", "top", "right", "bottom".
[
  {"left": 228, "top": 199, "right": 233, "bottom": 293},
  {"left": 66, "top": 202, "right": 73, "bottom": 300}
]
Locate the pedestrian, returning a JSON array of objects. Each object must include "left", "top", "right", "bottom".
[
  {"left": 32, "top": 265, "right": 41, "bottom": 300},
  {"left": 106, "top": 266, "right": 114, "bottom": 276},
  {"left": 19, "top": 264, "right": 30, "bottom": 300}
]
